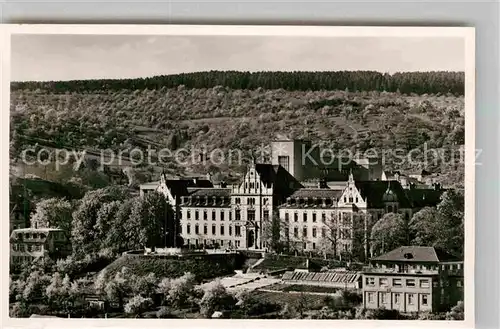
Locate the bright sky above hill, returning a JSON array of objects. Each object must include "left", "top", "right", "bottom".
[{"left": 11, "top": 35, "right": 464, "bottom": 81}]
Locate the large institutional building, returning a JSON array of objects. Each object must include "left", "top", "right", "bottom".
[{"left": 140, "top": 139, "right": 444, "bottom": 260}]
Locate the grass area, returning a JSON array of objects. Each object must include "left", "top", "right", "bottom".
[
  {"left": 102, "top": 254, "right": 244, "bottom": 281},
  {"left": 250, "top": 290, "right": 327, "bottom": 310}
]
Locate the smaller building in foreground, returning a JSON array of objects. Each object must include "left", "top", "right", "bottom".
[
  {"left": 362, "top": 246, "right": 463, "bottom": 313},
  {"left": 10, "top": 228, "right": 71, "bottom": 264}
]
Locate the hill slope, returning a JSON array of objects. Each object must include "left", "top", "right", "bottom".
[{"left": 10, "top": 72, "right": 465, "bottom": 187}]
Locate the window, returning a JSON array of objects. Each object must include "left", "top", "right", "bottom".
[
  {"left": 204, "top": 211, "right": 208, "bottom": 220},
  {"left": 367, "top": 292, "right": 374, "bottom": 303},
  {"left": 248, "top": 198, "right": 255, "bottom": 205},
  {"left": 344, "top": 197, "right": 347, "bottom": 203},
  {"left": 322, "top": 228, "right": 326, "bottom": 238},
  {"left": 303, "top": 243, "right": 307, "bottom": 250},
  {"left": 408, "top": 294, "right": 415, "bottom": 305},
  {"left": 420, "top": 279, "right": 430, "bottom": 288},
  {"left": 406, "top": 279, "right": 416, "bottom": 287},
  {"left": 235, "top": 225, "right": 241, "bottom": 237},
  {"left": 294, "top": 213, "right": 299, "bottom": 222},
  {"left": 212, "top": 225, "right": 216, "bottom": 235},
  {"left": 285, "top": 213, "right": 289, "bottom": 222},
  {"left": 248, "top": 210, "right": 255, "bottom": 222},
  {"left": 379, "top": 278, "right": 388, "bottom": 287},
  {"left": 312, "top": 243, "right": 316, "bottom": 250},
  {"left": 294, "top": 227, "right": 299, "bottom": 238},
  {"left": 212, "top": 210, "right": 216, "bottom": 220},
  {"left": 19, "top": 244, "right": 25, "bottom": 252},
  {"left": 303, "top": 227, "right": 308, "bottom": 237},
  {"left": 220, "top": 225, "right": 225, "bottom": 236},
  {"left": 355, "top": 197, "right": 358, "bottom": 203},
  {"left": 195, "top": 211, "right": 199, "bottom": 220},
  {"left": 187, "top": 224, "right": 191, "bottom": 234},
  {"left": 235, "top": 198, "right": 241, "bottom": 204},
  {"left": 249, "top": 182, "right": 254, "bottom": 189},
  {"left": 393, "top": 278, "right": 402, "bottom": 287},
  {"left": 263, "top": 210, "right": 269, "bottom": 221},
  {"left": 229, "top": 226, "right": 232, "bottom": 236},
  {"left": 421, "top": 294, "right": 429, "bottom": 306},
  {"left": 312, "top": 227, "right": 317, "bottom": 238},
  {"left": 303, "top": 213, "right": 307, "bottom": 222},
  {"left": 229, "top": 212, "right": 232, "bottom": 221},
  {"left": 348, "top": 196, "right": 353, "bottom": 203},
  {"left": 12, "top": 244, "right": 18, "bottom": 251},
  {"left": 285, "top": 228, "right": 290, "bottom": 237},
  {"left": 322, "top": 213, "right": 326, "bottom": 222},
  {"left": 220, "top": 211, "right": 224, "bottom": 221},
  {"left": 235, "top": 210, "right": 241, "bottom": 221},
  {"left": 312, "top": 213, "right": 317, "bottom": 222},
  {"left": 204, "top": 225, "right": 208, "bottom": 235},
  {"left": 195, "top": 225, "right": 199, "bottom": 235},
  {"left": 380, "top": 293, "right": 387, "bottom": 304},
  {"left": 187, "top": 211, "right": 191, "bottom": 220},
  {"left": 366, "top": 277, "right": 375, "bottom": 286},
  {"left": 394, "top": 293, "right": 400, "bottom": 304},
  {"left": 278, "top": 155, "right": 290, "bottom": 172}
]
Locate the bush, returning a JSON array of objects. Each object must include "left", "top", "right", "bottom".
[{"left": 445, "top": 301, "right": 464, "bottom": 320}]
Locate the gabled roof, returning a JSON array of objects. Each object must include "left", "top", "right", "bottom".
[
  {"left": 406, "top": 188, "right": 444, "bottom": 208},
  {"left": 354, "top": 180, "right": 412, "bottom": 208},
  {"left": 187, "top": 188, "right": 231, "bottom": 198},
  {"left": 371, "top": 246, "right": 461, "bottom": 263},
  {"left": 288, "top": 188, "right": 343, "bottom": 200},
  {"left": 164, "top": 179, "right": 214, "bottom": 198}
]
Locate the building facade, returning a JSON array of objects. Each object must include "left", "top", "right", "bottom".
[
  {"left": 362, "top": 246, "right": 464, "bottom": 313},
  {"left": 140, "top": 139, "right": 444, "bottom": 256},
  {"left": 10, "top": 228, "right": 71, "bottom": 264}
]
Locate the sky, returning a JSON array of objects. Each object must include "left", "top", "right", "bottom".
[{"left": 11, "top": 35, "right": 465, "bottom": 81}]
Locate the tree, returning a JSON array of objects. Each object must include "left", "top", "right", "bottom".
[
  {"left": 124, "top": 295, "right": 153, "bottom": 317},
  {"left": 104, "top": 267, "right": 133, "bottom": 309},
  {"left": 71, "top": 186, "right": 130, "bottom": 250},
  {"left": 95, "top": 200, "right": 122, "bottom": 244},
  {"left": 30, "top": 198, "right": 72, "bottom": 232},
  {"left": 131, "top": 273, "right": 158, "bottom": 299},
  {"left": 370, "top": 213, "right": 407, "bottom": 256},
  {"left": 198, "top": 280, "right": 236, "bottom": 318},
  {"left": 261, "top": 211, "right": 289, "bottom": 253},
  {"left": 167, "top": 272, "right": 196, "bottom": 308},
  {"left": 445, "top": 301, "right": 464, "bottom": 320},
  {"left": 410, "top": 190, "right": 464, "bottom": 257}
]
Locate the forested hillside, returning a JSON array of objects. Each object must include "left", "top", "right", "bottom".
[{"left": 10, "top": 71, "right": 465, "bottom": 187}]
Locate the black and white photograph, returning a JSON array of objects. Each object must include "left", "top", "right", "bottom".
[{"left": 3, "top": 25, "right": 474, "bottom": 325}]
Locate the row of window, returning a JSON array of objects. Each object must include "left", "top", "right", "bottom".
[
  {"left": 283, "top": 212, "right": 353, "bottom": 225},
  {"left": 185, "top": 238, "right": 242, "bottom": 248},
  {"left": 234, "top": 197, "right": 269, "bottom": 205},
  {"left": 11, "top": 256, "right": 36, "bottom": 264},
  {"left": 184, "top": 224, "right": 243, "bottom": 237},
  {"left": 366, "top": 292, "right": 429, "bottom": 306},
  {"left": 366, "top": 277, "right": 432, "bottom": 288},
  {"left": 287, "top": 227, "right": 352, "bottom": 239},
  {"left": 184, "top": 209, "right": 270, "bottom": 222},
  {"left": 14, "top": 232, "right": 48, "bottom": 240},
  {"left": 12, "top": 243, "right": 43, "bottom": 252}
]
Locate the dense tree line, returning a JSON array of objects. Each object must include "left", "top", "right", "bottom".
[{"left": 11, "top": 70, "right": 464, "bottom": 95}]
